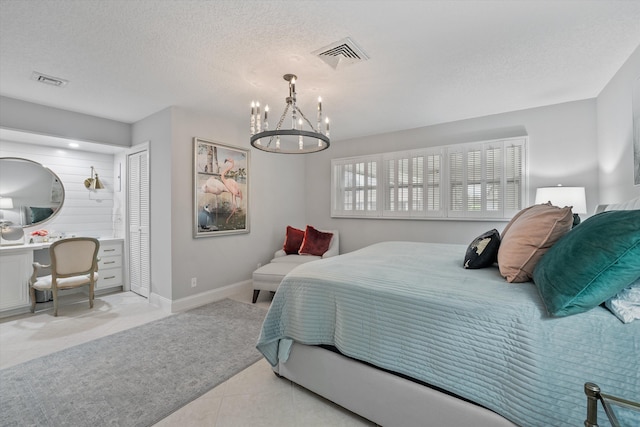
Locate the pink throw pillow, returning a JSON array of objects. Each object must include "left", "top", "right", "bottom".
[{"left": 497, "top": 203, "right": 573, "bottom": 283}]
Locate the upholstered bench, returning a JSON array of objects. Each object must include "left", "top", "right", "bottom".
[
  {"left": 252, "top": 259, "right": 310, "bottom": 303},
  {"left": 252, "top": 227, "right": 339, "bottom": 303}
]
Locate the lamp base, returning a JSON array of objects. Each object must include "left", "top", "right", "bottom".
[
  {"left": 0, "top": 226, "right": 25, "bottom": 246},
  {"left": 572, "top": 213, "right": 581, "bottom": 227}
]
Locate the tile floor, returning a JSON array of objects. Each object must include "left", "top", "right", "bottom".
[{"left": 0, "top": 289, "right": 375, "bottom": 426}]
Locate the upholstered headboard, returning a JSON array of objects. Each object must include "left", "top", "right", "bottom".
[{"left": 594, "top": 195, "right": 640, "bottom": 214}]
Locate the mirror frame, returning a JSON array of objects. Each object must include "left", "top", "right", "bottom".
[{"left": 0, "top": 157, "right": 65, "bottom": 228}]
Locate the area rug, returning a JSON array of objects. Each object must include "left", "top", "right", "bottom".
[{"left": 0, "top": 298, "right": 267, "bottom": 427}]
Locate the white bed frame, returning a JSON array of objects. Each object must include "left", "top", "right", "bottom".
[{"left": 275, "top": 342, "right": 517, "bottom": 427}]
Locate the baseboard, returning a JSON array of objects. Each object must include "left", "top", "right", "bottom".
[
  {"left": 149, "top": 292, "right": 172, "bottom": 313},
  {"left": 165, "top": 280, "right": 253, "bottom": 313}
]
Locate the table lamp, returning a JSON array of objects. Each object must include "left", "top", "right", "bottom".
[{"left": 535, "top": 185, "right": 587, "bottom": 226}]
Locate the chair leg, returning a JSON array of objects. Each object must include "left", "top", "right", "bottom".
[
  {"left": 89, "top": 283, "right": 94, "bottom": 309},
  {"left": 252, "top": 289, "right": 260, "bottom": 303},
  {"left": 52, "top": 287, "right": 58, "bottom": 317},
  {"left": 29, "top": 285, "right": 36, "bottom": 313}
]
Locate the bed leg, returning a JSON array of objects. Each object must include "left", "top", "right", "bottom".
[
  {"left": 584, "top": 382, "right": 600, "bottom": 427},
  {"left": 252, "top": 289, "right": 260, "bottom": 303}
]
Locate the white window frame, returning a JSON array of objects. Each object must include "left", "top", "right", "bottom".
[
  {"left": 331, "top": 155, "right": 381, "bottom": 217},
  {"left": 331, "top": 137, "right": 528, "bottom": 220}
]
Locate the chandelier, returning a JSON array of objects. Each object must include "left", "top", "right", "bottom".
[{"left": 250, "top": 74, "right": 330, "bottom": 154}]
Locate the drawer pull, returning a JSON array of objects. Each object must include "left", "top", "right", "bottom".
[
  {"left": 104, "top": 276, "right": 116, "bottom": 280},
  {"left": 104, "top": 249, "right": 116, "bottom": 252},
  {"left": 103, "top": 261, "right": 116, "bottom": 265}
]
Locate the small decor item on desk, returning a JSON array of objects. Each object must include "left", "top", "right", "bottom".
[{"left": 31, "top": 229, "right": 49, "bottom": 242}]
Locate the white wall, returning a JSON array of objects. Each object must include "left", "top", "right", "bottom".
[
  {"left": 0, "top": 140, "right": 116, "bottom": 238},
  {"left": 1, "top": 97, "right": 308, "bottom": 305},
  {"left": 597, "top": 45, "right": 640, "bottom": 203},
  {"left": 131, "top": 107, "right": 173, "bottom": 300},
  {"left": 305, "top": 99, "right": 599, "bottom": 254},
  {"left": 132, "top": 106, "right": 307, "bottom": 301}
]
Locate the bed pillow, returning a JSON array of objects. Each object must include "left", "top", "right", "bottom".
[
  {"left": 532, "top": 210, "right": 640, "bottom": 317},
  {"left": 605, "top": 278, "right": 640, "bottom": 323},
  {"left": 498, "top": 203, "right": 573, "bottom": 283},
  {"left": 283, "top": 226, "right": 305, "bottom": 254},
  {"left": 463, "top": 229, "right": 500, "bottom": 269},
  {"left": 299, "top": 226, "right": 334, "bottom": 256}
]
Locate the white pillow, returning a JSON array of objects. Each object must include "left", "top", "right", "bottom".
[{"left": 605, "top": 278, "right": 640, "bottom": 323}]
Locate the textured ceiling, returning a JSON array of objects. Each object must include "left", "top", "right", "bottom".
[{"left": 1, "top": 0, "right": 640, "bottom": 142}]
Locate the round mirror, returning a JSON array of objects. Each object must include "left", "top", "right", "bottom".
[{"left": 0, "top": 157, "right": 65, "bottom": 228}]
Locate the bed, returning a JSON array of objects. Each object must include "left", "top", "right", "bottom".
[{"left": 256, "top": 199, "right": 640, "bottom": 427}]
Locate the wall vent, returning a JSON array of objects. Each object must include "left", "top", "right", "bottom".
[
  {"left": 312, "top": 37, "right": 369, "bottom": 70},
  {"left": 31, "top": 71, "right": 68, "bottom": 87}
]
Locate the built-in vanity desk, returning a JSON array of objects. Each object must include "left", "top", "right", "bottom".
[{"left": 0, "top": 238, "right": 124, "bottom": 317}]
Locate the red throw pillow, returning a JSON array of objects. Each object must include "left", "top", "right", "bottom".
[
  {"left": 299, "top": 226, "right": 334, "bottom": 256},
  {"left": 283, "top": 226, "right": 305, "bottom": 254}
]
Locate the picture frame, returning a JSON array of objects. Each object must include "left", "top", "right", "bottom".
[{"left": 193, "top": 137, "right": 249, "bottom": 237}]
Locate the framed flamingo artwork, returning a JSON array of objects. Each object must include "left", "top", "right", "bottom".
[{"left": 193, "top": 137, "right": 249, "bottom": 237}]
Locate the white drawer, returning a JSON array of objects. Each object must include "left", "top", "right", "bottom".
[
  {"left": 97, "top": 269, "right": 122, "bottom": 289},
  {"left": 99, "top": 255, "right": 122, "bottom": 270},
  {"left": 99, "top": 243, "right": 122, "bottom": 257}
]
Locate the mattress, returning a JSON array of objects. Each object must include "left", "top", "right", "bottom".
[{"left": 257, "top": 241, "right": 639, "bottom": 427}]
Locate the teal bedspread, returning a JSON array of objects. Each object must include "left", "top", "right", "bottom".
[{"left": 256, "top": 242, "right": 639, "bottom": 427}]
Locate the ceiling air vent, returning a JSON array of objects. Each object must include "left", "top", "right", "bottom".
[
  {"left": 312, "top": 37, "right": 369, "bottom": 70},
  {"left": 31, "top": 71, "right": 68, "bottom": 87}
]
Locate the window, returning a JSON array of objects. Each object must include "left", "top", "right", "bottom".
[
  {"left": 331, "top": 137, "right": 527, "bottom": 220},
  {"left": 331, "top": 155, "right": 380, "bottom": 217},
  {"left": 382, "top": 148, "right": 445, "bottom": 218}
]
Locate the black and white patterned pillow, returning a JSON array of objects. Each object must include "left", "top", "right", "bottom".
[{"left": 463, "top": 229, "right": 501, "bottom": 269}]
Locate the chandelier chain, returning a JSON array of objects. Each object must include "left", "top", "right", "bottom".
[
  {"left": 266, "top": 103, "right": 291, "bottom": 148},
  {"left": 296, "top": 108, "right": 318, "bottom": 133}
]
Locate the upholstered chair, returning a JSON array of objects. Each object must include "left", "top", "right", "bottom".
[{"left": 29, "top": 237, "right": 100, "bottom": 316}]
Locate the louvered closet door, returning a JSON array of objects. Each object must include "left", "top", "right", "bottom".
[{"left": 128, "top": 148, "right": 150, "bottom": 298}]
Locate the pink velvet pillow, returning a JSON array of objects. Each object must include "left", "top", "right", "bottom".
[
  {"left": 497, "top": 203, "right": 573, "bottom": 283},
  {"left": 283, "top": 226, "right": 305, "bottom": 254},
  {"left": 299, "top": 226, "right": 334, "bottom": 256}
]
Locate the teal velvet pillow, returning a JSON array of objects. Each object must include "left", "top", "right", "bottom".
[
  {"left": 30, "top": 207, "right": 54, "bottom": 223},
  {"left": 533, "top": 210, "right": 640, "bottom": 317}
]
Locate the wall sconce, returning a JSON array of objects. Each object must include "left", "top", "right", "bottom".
[
  {"left": 535, "top": 185, "right": 587, "bottom": 226},
  {"left": 84, "top": 166, "right": 104, "bottom": 190}
]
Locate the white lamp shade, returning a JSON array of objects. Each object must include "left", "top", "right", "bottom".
[
  {"left": 0, "top": 197, "right": 13, "bottom": 209},
  {"left": 535, "top": 186, "right": 587, "bottom": 214}
]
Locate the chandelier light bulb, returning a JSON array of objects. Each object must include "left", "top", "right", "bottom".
[
  {"left": 250, "top": 101, "right": 256, "bottom": 135},
  {"left": 256, "top": 102, "right": 261, "bottom": 133},
  {"left": 264, "top": 105, "right": 269, "bottom": 131}
]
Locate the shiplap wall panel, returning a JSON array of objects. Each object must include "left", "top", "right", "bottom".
[{"left": 0, "top": 140, "right": 116, "bottom": 238}]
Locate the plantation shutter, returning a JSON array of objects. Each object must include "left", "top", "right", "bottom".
[
  {"left": 331, "top": 137, "right": 526, "bottom": 219},
  {"left": 331, "top": 156, "right": 380, "bottom": 216}
]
